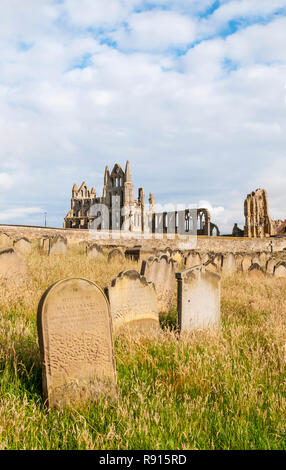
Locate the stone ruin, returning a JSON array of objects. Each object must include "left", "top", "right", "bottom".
[{"left": 37, "top": 278, "right": 117, "bottom": 408}]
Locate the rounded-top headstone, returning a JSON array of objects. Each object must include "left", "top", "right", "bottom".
[
  {"left": 37, "top": 278, "right": 117, "bottom": 408},
  {"left": 274, "top": 262, "right": 286, "bottom": 278},
  {"left": 108, "top": 248, "right": 124, "bottom": 263}
]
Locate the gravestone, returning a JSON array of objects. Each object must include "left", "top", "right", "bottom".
[
  {"left": 172, "top": 250, "right": 184, "bottom": 265},
  {"left": 86, "top": 243, "right": 104, "bottom": 259},
  {"left": 141, "top": 255, "right": 177, "bottom": 313},
  {"left": 252, "top": 255, "right": 261, "bottom": 266},
  {"left": 0, "top": 232, "right": 12, "bottom": 250},
  {"left": 176, "top": 265, "right": 221, "bottom": 332},
  {"left": 266, "top": 258, "right": 276, "bottom": 275},
  {"left": 37, "top": 278, "right": 117, "bottom": 409},
  {"left": 106, "top": 270, "right": 159, "bottom": 334},
  {"left": 200, "top": 252, "right": 210, "bottom": 265},
  {"left": 0, "top": 248, "right": 27, "bottom": 282},
  {"left": 222, "top": 253, "right": 236, "bottom": 274},
  {"left": 274, "top": 262, "right": 286, "bottom": 278},
  {"left": 248, "top": 263, "right": 264, "bottom": 277},
  {"left": 213, "top": 254, "right": 223, "bottom": 270},
  {"left": 204, "top": 260, "right": 219, "bottom": 273},
  {"left": 49, "top": 235, "right": 67, "bottom": 256},
  {"left": 108, "top": 248, "right": 124, "bottom": 263},
  {"left": 125, "top": 247, "right": 155, "bottom": 262},
  {"left": 235, "top": 254, "right": 243, "bottom": 271},
  {"left": 185, "top": 251, "right": 201, "bottom": 269},
  {"left": 241, "top": 255, "right": 253, "bottom": 272},
  {"left": 41, "top": 237, "right": 50, "bottom": 254},
  {"left": 13, "top": 237, "right": 32, "bottom": 255},
  {"left": 259, "top": 252, "right": 269, "bottom": 269}
]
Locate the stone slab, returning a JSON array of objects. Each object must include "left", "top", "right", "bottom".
[{"left": 37, "top": 278, "right": 117, "bottom": 408}]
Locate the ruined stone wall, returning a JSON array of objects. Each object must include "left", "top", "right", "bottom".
[{"left": 1, "top": 224, "right": 286, "bottom": 253}]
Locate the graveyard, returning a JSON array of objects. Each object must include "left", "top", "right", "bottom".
[{"left": 0, "top": 241, "right": 285, "bottom": 450}]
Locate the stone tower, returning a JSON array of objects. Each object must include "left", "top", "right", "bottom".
[{"left": 244, "top": 188, "right": 274, "bottom": 237}]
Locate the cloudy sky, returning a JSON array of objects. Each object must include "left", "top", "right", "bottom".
[{"left": 0, "top": 0, "right": 286, "bottom": 233}]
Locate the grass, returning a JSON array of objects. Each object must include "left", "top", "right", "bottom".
[{"left": 0, "top": 248, "right": 285, "bottom": 450}]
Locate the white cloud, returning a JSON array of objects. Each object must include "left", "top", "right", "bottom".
[
  {"left": 0, "top": 173, "right": 14, "bottom": 191},
  {"left": 113, "top": 10, "right": 197, "bottom": 51},
  {"left": 0, "top": 2, "right": 285, "bottom": 231},
  {"left": 0, "top": 207, "right": 43, "bottom": 222}
]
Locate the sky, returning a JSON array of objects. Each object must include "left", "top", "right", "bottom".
[{"left": 0, "top": 0, "right": 286, "bottom": 233}]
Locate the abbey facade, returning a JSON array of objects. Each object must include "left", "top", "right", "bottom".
[{"left": 64, "top": 161, "right": 155, "bottom": 232}]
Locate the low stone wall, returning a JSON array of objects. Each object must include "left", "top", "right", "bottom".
[{"left": 0, "top": 224, "right": 285, "bottom": 253}]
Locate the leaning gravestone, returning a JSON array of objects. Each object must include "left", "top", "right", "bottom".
[
  {"left": 222, "top": 253, "right": 237, "bottom": 274},
  {"left": 106, "top": 270, "right": 159, "bottom": 334},
  {"left": 141, "top": 255, "right": 177, "bottom": 313},
  {"left": 86, "top": 243, "right": 104, "bottom": 259},
  {"left": 0, "top": 248, "right": 27, "bottom": 282},
  {"left": 274, "top": 262, "right": 286, "bottom": 278},
  {"left": 176, "top": 265, "right": 221, "bottom": 332},
  {"left": 108, "top": 248, "right": 124, "bottom": 263},
  {"left": 13, "top": 237, "right": 32, "bottom": 255},
  {"left": 37, "top": 278, "right": 117, "bottom": 409},
  {"left": 49, "top": 235, "right": 67, "bottom": 256},
  {"left": 204, "top": 260, "right": 219, "bottom": 273}
]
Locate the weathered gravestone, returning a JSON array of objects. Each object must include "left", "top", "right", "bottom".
[
  {"left": 204, "top": 260, "right": 219, "bottom": 273},
  {"left": 125, "top": 247, "right": 155, "bottom": 262},
  {"left": 41, "top": 237, "right": 50, "bottom": 254},
  {"left": 259, "top": 252, "right": 269, "bottom": 269},
  {"left": 185, "top": 251, "right": 201, "bottom": 269},
  {"left": 266, "top": 258, "right": 277, "bottom": 275},
  {"left": 108, "top": 248, "right": 124, "bottom": 263},
  {"left": 248, "top": 263, "right": 264, "bottom": 277},
  {"left": 49, "top": 235, "right": 67, "bottom": 256},
  {"left": 141, "top": 255, "right": 177, "bottom": 313},
  {"left": 13, "top": 237, "right": 32, "bottom": 255},
  {"left": 176, "top": 265, "right": 221, "bottom": 332},
  {"left": 37, "top": 278, "right": 117, "bottom": 408},
  {"left": 252, "top": 254, "right": 261, "bottom": 267},
  {"left": 0, "top": 232, "right": 12, "bottom": 250},
  {"left": 241, "top": 254, "right": 253, "bottom": 272},
  {"left": 274, "top": 262, "right": 286, "bottom": 278},
  {"left": 86, "top": 243, "right": 104, "bottom": 259},
  {"left": 235, "top": 254, "right": 243, "bottom": 272},
  {"left": 222, "top": 253, "right": 236, "bottom": 274},
  {"left": 105, "top": 270, "right": 159, "bottom": 334},
  {"left": 213, "top": 254, "right": 223, "bottom": 270},
  {"left": 0, "top": 248, "right": 27, "bottom": 282},
  {"left": 172, "top": 250, "right": 184, "bottom": 266}
]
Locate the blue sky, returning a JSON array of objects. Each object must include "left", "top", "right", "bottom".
[{"left": 0, "top": 0, "right": 286, "bottom": 232}]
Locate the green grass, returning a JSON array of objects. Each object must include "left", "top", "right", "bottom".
[{"left": 0, "top": 250, "right": 285, "bottom": 449}]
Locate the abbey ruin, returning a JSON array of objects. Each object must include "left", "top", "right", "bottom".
[{"left": 64, "top": 161, "right": 220, "bottom": 237}]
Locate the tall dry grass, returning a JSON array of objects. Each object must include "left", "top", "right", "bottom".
[{"left": 0, "top": 247, "right": 285, "bottom": 449}]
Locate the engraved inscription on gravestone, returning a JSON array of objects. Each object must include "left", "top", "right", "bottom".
[{"left": 37, "top": 278, "right": 117, "bottom": 408}]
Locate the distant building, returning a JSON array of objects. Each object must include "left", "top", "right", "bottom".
[
  {"left": 64, "top": 160, "right": 219, "bottom": 236},
  {"left": 64, "top": 161, "right": 153, "bottom": 231}
]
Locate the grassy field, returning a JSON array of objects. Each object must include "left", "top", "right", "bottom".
[{"left": 0, "top": 249, "right": 285, "bottom": 450}]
